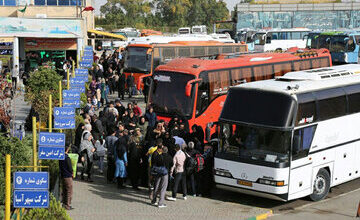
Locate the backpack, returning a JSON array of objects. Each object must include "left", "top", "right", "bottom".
[
  {"left": 194, "top": 154, "right": 205, "bottom": 172},
  {"left": 185, "top": 153, "right": 197, "bottom": 175}
]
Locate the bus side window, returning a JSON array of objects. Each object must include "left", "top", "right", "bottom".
[
  {"left": 292, "top": 125, "right": 316, "bottom": 160},
  {"left": 253, "top": 64, "right": 273, "bottom": 81},
  {"left": 274, "top": 62, "right": 292, "bottom": 77},
  {"left": 293, "top": 60, "right": 311, "bottom": 71},
  {"left": 196, "top": 73, "right": 210, "bottom": 116},
  {"left": 231, "top": 67, "right": 252, "bottom": 86}
]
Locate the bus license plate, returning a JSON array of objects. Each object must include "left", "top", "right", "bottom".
[{"left": 237, "top": 180, "right": 252, "bottom": 187}]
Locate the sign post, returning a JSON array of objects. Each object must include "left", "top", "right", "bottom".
[
  {"left": 32, "top": 117, "right": 37, "bottom": 172},
  {"left": 5, "top": 155, "right": 10, "bottom": 220}
]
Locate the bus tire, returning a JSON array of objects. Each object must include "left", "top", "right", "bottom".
[{"left": 309, "top": 168, "right": 330, "bottom": 201}]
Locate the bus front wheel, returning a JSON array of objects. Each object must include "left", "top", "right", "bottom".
[{"left": 310, "top": 168, "right": 330, "bottom": 201}]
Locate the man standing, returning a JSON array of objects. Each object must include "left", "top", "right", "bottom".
[
  {"left": 151, "top": 145, "right": 168, "bottom": 208},
  {"left": 167, "top": 144, "right": 187, "bottom": 201},
  {"left": 59, "top": 145, "right": 74, "bottom": 210},
  {"left": 118, "top": 70, "right": 126, "bottom": 100},
  {"left": 105, "top": 128, "right": 118, "bottom": 183},
  {"left": 126, "top": 73, "right": 135, "bottom": 99},
  {"left": 12, "top": 65, "right": 19, "bottom": 90}
]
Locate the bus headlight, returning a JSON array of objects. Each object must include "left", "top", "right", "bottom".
[
  {"left": 258, "top": 178, "right": 285, "bottom": 187},
  {"left": 215, "top": 169, "right": 233, "bottom": 178},
  {"left": 344, "top": 53, "right": 348, "bottom": 63}
]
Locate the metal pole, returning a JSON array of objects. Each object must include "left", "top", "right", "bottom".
[
  {"left": 49, "top": 94, "right": 52, "bottom": 133},
  {"left": 67, "top": 69, "right": 70, "bottom": 90},
  {"left": 72, "top": 60, "right": 75, "bottom": 78},
  {"left": 59, "top": 81, "right": 62, "bottom": 133},
  {"left": 32, "top": 117, "right": 37, "bottom": 172},
  {"left": 5, "top": 154, "right": 11, "bottom": 220},
  {"left": 77, "top": 54, "right": 80, "bottom": 69}
]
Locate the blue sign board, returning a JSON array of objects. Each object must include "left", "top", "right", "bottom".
[
  {"left": 54, "top": 107, "right": 75, "bottom": 118},
  {"left": 80, "top": 61, "right": 92, "bottom": 68},
  {"left": 84, "top": 46, "right": 93, "bottom": 50},
  {"left": 82, "top": 56, "right": 93, "bottom": 61},
  {"left": 70, "top": 86, "right": 86, "bottom": 93},
  {"left": 70, "top": 77, "right": 87, "bottom": 85},
  {"left": 38, "top": 146, "right": 65, "bottom": 160},
  {"left": 75, "top": 68, "right": 88, "bottom": 75},
  {"left": 14, "top": 172, "right": 49, "bottom": 190},
  {"left": 54, "top": 117, "right": 76, "bottom": 129},
  {"left": 14, "top": 190, "right": 49, "bottom": 208},
  {"left": 63, "top": 98, "right": 80, "bottom": 108},
  {"left": 39, "top": 132, "right": 65, "bottom": 146},
  {"left": 63, "top": 90, "right": 81, "bottom": 99}
]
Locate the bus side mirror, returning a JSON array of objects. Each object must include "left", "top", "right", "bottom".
[
  {"left": 185, "top": 78, "right": 202, "bottom": 97},
  {"left": 185, "top": 83, "right": 192, "bottom": 97}
]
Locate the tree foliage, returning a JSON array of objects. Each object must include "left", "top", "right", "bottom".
[
  {"left": 0, "top": 135, "right": 33, "bottom": 219},
  {"left": 98, "top": 0, "right": 230, "bottom": 32},
  {"left": 25, "top": 67, "right": 62, "bottom": 124}
]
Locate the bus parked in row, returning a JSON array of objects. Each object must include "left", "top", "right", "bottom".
[
  {"left": 253, "top": 28, "right": 310, "bottom": 52},
  {"left": 215, "top": 64, "right": 360, "bottom": 201},
  {"left": 306, "top": 31, "right": 360, "bottom": 64},
  {"left": 124, "top": 40, "right": 247, "bottom": 89},
  {"left": 148, "top": 48, "right": 332, "bottom": 135}
]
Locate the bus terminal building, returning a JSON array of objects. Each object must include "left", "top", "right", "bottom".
[{"left": 236, "top": 2, "right": 360, "bottom": 30}]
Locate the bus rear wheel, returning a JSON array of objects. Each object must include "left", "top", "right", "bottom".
[{"left": 310, "top": 168, "right": 330, "bottom": 201}]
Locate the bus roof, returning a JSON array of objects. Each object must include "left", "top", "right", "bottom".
[
  {"left": 236, "top": 64, "right": 360, "bottom": 96},
  {"left": 128, "top": 41, "right": 244, "bottom": 48},
  {"left": 257, "top": 28, "right": 311, "bottom": 33},
  {"left": 155, "top": 48, "right": 330, "bottom": 76}
]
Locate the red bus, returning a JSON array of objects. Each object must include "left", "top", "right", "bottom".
[
  {"left": 148, "top": 48, "right": 332, "bottom": 137},
  {"left": 123, "top": 41, "right": 247, "bottom": 89}
]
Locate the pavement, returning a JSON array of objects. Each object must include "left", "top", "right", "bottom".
[
  {"left": 270, "top": 188, "right": 360, "bottom": 220},
  {"left": 68, "top": 166, "right": 272, "bottom": 220}
]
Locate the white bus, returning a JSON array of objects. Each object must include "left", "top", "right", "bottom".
[
  {"left": 215, "top": 64, "right": 360, "bottom": 201},
  {"left": 253, "top": 28, "right": 310, "bottom": 52}
]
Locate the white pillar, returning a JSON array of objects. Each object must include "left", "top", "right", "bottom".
[
  {"left": 77, "top": 38, "right": 84, "bottom": 56},
  {"left": 12, "top": 37, "right": 19, "bottom": 73}
]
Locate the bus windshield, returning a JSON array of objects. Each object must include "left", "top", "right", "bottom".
[
  {"left": 254, "top": 33, "right": 266, "bottom": 45},
  {"left": 317, "top": 35, "right": 355, "bottom": 52},
  {"left": 149, "top": 72, "right": 195, "bottom": 117},
  {"left": 124, "top": 47, "right": 152, "bottom": 73},
  {"left": 219, "top": 123, "right": 291, "bottom": 163}
]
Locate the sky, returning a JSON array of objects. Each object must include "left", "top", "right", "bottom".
[{"left": 94, "top": 0, "right": 238, "bottom": 15}]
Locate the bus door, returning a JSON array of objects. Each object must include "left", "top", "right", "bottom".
[{"left": 288, "top": 125, "right": 317, "bottom": 199}]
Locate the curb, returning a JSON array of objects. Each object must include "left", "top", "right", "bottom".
[{"left": 246, "top": 209, "right": 273, "bottom": 220}]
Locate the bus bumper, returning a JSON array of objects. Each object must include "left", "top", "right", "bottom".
[{"left": 215, "top": 183, "right": 288, "bottom": 201}]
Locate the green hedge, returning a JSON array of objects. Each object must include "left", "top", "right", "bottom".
[
  {"left": 23, "top": 194, "right": 71, "bottom": 220},
  {"left": 0, "top": 135, "right": 33, "bottom": 219}
]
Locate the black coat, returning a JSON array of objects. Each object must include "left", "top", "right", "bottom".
[
  {"left": 126, "top": 75, "right": 135, "bottom": 87},
  {"left": 118, "top": 74, "right": 126, "bottom": 90}
]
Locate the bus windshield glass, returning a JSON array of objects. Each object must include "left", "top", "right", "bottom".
[
  {"left": 220, "top": 123, "right": 291, "bottom": 163},
  {"left": 254, "top": 33, "right": 265, "bottom": 45},
  {"left": 317, "top": 35, "right": 355, "bottom": 52},
  {"left": 124, "top": 47, "right": 152, "bottom": 73},
  {"left": 149, "top": 72, "right": 195, "bottom": 117}
]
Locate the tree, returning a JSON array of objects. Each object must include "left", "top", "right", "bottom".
[
  {"left": 0, "top": 76, "right": 12, "bottom": 133},
  {"left": 25, "top": 67, "right": 62, "bottom": 124}
]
